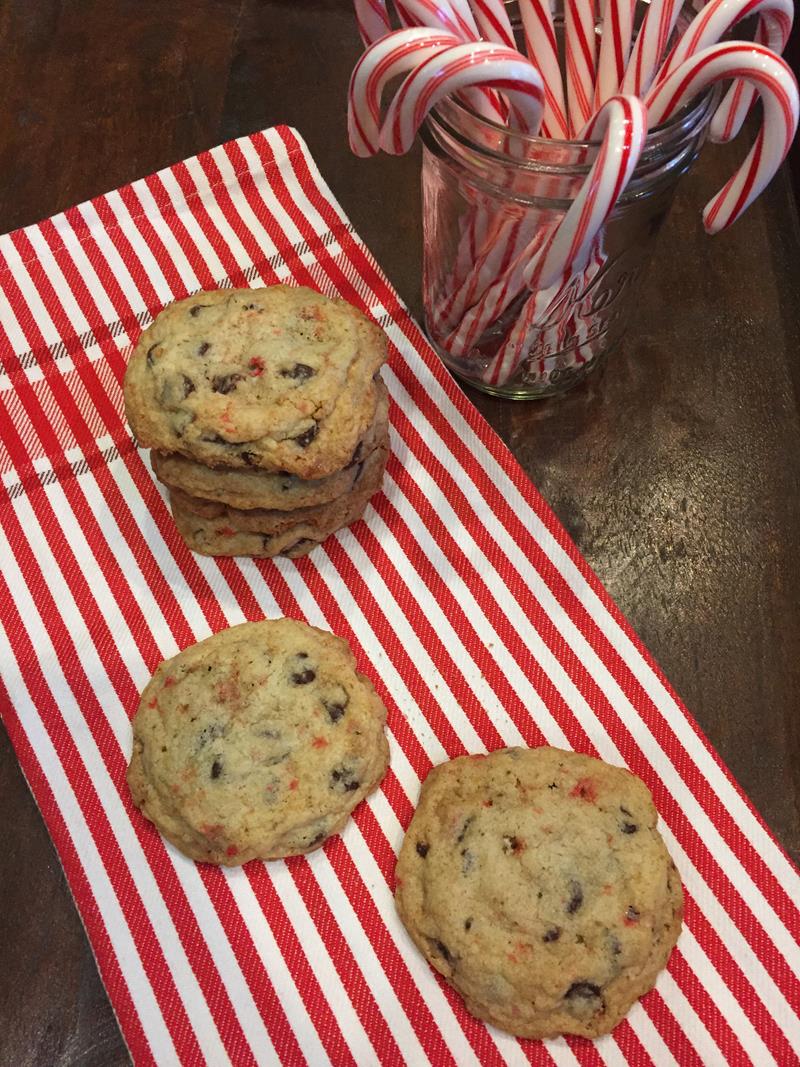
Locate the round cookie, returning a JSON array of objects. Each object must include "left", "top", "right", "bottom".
[
  {"left": 395, "top": 747, "right": 683, "bottom": 1039},
  {"left": 124, "top": 286, "right": 387, "bottom": 479},
  {"left": 128, "top": 618, "right": 389, "bottom": 864},
  {"left": 169, "top": 448, "right": 385, "bottom": 558},
  {"left": 152, "top": 381, "right": 390, "bottom": 511},
  {"left": 170, "top": 438, "right": 386, "bottom": 529}
]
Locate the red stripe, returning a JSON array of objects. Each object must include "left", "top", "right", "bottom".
[
  {"left": 0, "top": 641, "right": 157, "bottom": 1067},
  {"left": 12, "top": 209, "right": 308, "bottom": 1065},
  {"left": 0, "top": 432, "right": 207, "bottom": 1066}
]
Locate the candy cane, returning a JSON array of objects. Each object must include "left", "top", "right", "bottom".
[
  {"left": 657, "top": 0, "right": 793, "bottom": 80},
  {"left": 394, "top": 0, "right": 466, "bottom": 36},
  {"left": 348, "top": 28, "right": 462, "bottom": 155},
  {"left": 645, "top": 43, "right": 798, "bottom": 232},
  {"left": 593, "top": 0, "right": 637, "bottom": 109},
  {"left": 483, "top": 94, "right": 647, "bottom": 383},
  {"left": 445, "top": 93, "right": 645, "bottom": 363},
  {"left": 653, "top": 0, "right": 793, "bottom": 154},
  {"left": 565, "top": 0, "right": 598, "bottom": 134},
  {"left": 519, "top": 0, "right": 570, "bottom": 138},
  {"left": 394, "top": 0, "right": 510, "bottom": 120},
  {"left": 708, "top": 20, "right": 770, "bottom": 143},
  {"left": 353, "top": 0, "right": 392, "bottom": 44},
  {"left": 379, "top": 42, "right": 546, "bottom": 154},
  {"left": 620, "top": 0, "right": 684, "bottom": 95},
  {"left": 468, "top": 0, "right": 517, "bottom": 47}
]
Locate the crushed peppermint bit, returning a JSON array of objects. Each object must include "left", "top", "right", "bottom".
[{"left": 570, "top": 778, "right": 598, "bottom": 802}]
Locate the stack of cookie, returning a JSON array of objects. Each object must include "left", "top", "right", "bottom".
[{"left": 124, "top": 285, "right": 389, "bottom": 558}]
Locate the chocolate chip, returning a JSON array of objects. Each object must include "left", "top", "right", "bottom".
[
  {"left": 461, "top": 849, "right": 476, "bottom": 874},
  {"left": 181, "top": 375, "right": 196, "bottom": 398},
  {"left": 265, "top": 750, "right": 290, "bottom": 766},
  {"left": 210, "top": 758, "right": 223, "bottom": 780},
  {"left": 464, "top": 918, "right": 473, "bottom": 931},
  {"left": 619, "top": 807, "right": 638, "bottom": 833},
  {"left": 433, "top": 940, "right": 456, "bottom": 967},
  {"left": 200, "top": 432, "right": 229, "bottom": 444},
  {"left": 282, "top": 538, "right": 316, "bottom": 555},
  {"left": 349, "top": 441, "right": 363, "bottom": 467},
  {"left": 330, "top": 765, "right": 360, "bottom": 792},
  {"left": 548, "top": 781, "right": 559, "bottom": 790},
  {"left": 609, "top": 934, "right": 622, "bottom": 956},
  {"left": 307, "top": 831, "right": 326, "bottom": 848},
  {"left": 416, "top": 841, "right": 430, "bottom": 858},
  {"left": 212, "top": 373, "right": 244, "bottom": 394},
  {"left": 240, "top": 450, "right": 259, "bottom": 465},
  {"left": 565, "top": 982, "right": 603, "bottom": 1001},
  {"left": 566, "top": 879, "right": 584, "bottom": 914},
  {"left": 293, "top": 424, "right": 318, "bottom": 448},
  {"left": 324, "top": 700, "right": 346, "bottom": 724},
  {"left": 626, "top": 905, "right": 640, "bottom": 922},
  {"left": 502, "top": 835, "right": 522, "bottom": 854},
  {"left": 189, "top": 304, "right": 210, "bottom": 317},
  {"left": 456, "top": 816, "right": 474, "bottom": 844},
  {"left": 197, "top": 341, "right": 211, "bottom": 356},
  {"left": 543, "top": 927, "right": 561, "bottom": 942},
  {"left": 243, "top": 303, "right": 257, "bottom": 311},
  {"left": 146, "top": 343, "right": 159, "bottom": 367},
  {"left": 281, "top": 363, "right": 315, "bottom": 380},
  {"left": 292, "top": 668, "right": 316, "bottom": 685}
]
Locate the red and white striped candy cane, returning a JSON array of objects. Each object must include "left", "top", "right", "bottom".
[
  {"left": 468, "top": 0, "right": 517, "bottom": 47},
  {"left": 657, "top": 0, "right": 793, "bottom": 81},
  {"left": 445, "top": 94, "right": 645, "bottom": 364},
  {"left": 593, "top": 0, "right": 637, "bottom": 109},
  {"left": 348, "top": 28, "right": 462, "bottom": 155},
  {"left": 564, "top": 0, "right": 598, "bottom": 134},
  {"left": 353, "top": 0, "right": 392, "bottom": 44},
  {"left": 519, "top": 0, "right": 570, "bottom": 138},
  {"left": 393, "top": 0, "right": 510, "bottom": 120},
  {"left": 620, "top": 0, "right": 684, "bottom": 95},
  {"left": 708, "top": 20, "right": 770, "bottom": 143},
  {"left": 379, "top": 42, "right": 546, "bottom": 154},
  {"left": 483, "top": 94, "right": 647, "bottom": 384},
  {"left": 645, "top": 42, "right": 798, "bottom": 232},
  {"left": 653, "top": 0, "right": 793, "bottom": 153}
]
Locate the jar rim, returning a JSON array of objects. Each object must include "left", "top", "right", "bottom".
[{"left": 429, "top": 86, "right": 718, "bottom": 164}]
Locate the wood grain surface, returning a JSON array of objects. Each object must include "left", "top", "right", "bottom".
[{"left": 0, "top": 2, "right": 798, "bottom": 1063}]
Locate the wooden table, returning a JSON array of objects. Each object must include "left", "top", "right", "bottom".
[{"left": 1, "top": 2, "right": 798, "bottom": 1063}]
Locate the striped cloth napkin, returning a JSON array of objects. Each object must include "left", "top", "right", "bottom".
[{"left": 0, "top": 126, "right": 798, "bottom": 1067}]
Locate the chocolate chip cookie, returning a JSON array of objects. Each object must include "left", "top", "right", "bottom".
[
  {"left": 151, "top": 380, "right": 389, "bottom": 512},
  {"left": 127, "top": 618, "right": 389, "bottom": 864},
  {"left": 395, "top": 747, "right": 683, "bottom": 1039},
  {"left": 124, "top": 286, "right": 387, "bottom": 479},
  {"left": 169, "top": 444, "right": 385, "bottom": 558}
]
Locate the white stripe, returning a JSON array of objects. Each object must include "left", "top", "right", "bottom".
[
  {"left": 182, "top": 155, "right": 258, "bottom": 273},
  {"left": 9, "top": 494, "right": 282, "bottom": 1060},
  {"left": 154, "top": 166, "right": 229, "bottom": 281},
  {"left": 0, "top": 617, "right": 180, "bottom": 1066},
  {"left": 126, "top": 176, "right": 203, "bottom": 292},
  {"left": 0, "top": 520, "right": 230, "bottom": 1065},
  {"left": 258, "top": 863, "right": 376, "bottom": 1064},
  {"left": 104, "top": 189, "right": 175, "bottom": 305}
]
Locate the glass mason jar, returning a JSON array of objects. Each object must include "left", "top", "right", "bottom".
[{"left": 420, "top": 44, "right": 718, "bottom": 398}]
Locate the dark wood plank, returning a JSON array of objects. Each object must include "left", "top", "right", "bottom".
[{"left": 1, "top": 2, "right": 798, "bottom": 1064}]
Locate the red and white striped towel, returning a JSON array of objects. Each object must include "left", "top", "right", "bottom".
[{"left": 0, "top": 126, "right": 798, "bottom": 1066}]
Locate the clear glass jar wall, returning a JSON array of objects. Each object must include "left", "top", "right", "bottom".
[{"left": 420, "top": 7, "right": 717, "bottom": 398}]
